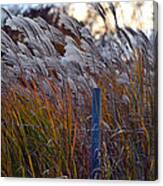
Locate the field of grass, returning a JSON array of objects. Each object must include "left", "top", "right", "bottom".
[
  {"left": 1, "top": 2, "right": 158, "bottom": 180},
  {"left": 1, "top": 51, "right": 157, "bottom": 179}
]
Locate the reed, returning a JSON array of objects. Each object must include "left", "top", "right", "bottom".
[{"left": 1, "top": 3, "right": 157, "bottom": 180}]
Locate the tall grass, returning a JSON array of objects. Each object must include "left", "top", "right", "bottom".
[
  {"left": 1, "top": 4, "right": 157, "bottom": 180},
  {"left": 1, "top": 49, "right": 156, "bottom": 179}
]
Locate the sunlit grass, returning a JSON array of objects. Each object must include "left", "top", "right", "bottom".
[{"left": 1, "top": 48, "right": 156, "bottom": 179}]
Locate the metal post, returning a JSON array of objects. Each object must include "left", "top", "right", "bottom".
[{"left": 90, "top": 88, "right": 101, "bottom": 179}]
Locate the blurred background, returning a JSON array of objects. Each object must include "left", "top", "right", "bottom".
[{"left": 1, "top": 0, "right": 154, "bottom": 39}]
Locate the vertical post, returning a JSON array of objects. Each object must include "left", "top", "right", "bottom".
[{"left": 90, "top": 88, "right": 101, "bottom": 179}]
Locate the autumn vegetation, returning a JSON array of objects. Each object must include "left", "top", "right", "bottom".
[{"left": 1, "top": 3, "right": 157, "bottom": 180}]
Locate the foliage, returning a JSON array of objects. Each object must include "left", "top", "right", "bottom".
[{"left": 1, "top": 3, "right": 157, "bottom": 180}]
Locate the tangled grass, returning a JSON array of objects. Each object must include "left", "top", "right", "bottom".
[
  {"left": 1, "top": 3, "right": 158, "bottom": 180},
  {"left": 1, "top": 53, "right": 157, "bottom": 179}
]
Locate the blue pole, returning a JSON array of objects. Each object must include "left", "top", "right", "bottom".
[{"left": 90, "top": 88, "right": 101, "bottom": 179}]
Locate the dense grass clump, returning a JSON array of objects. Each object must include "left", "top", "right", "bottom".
[
  {"left": 1, "top": 3, "right": 157, "bottom": 180},
  {"left": 2, "top": 52, "right": 157, "bottom": 179}
]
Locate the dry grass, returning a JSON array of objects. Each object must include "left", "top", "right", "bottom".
[
  {"left": 1, "top": 4, "right": 157, "bottom": 180},
  {"left": 1, "top": 51, "right": 157, "bottom": 179}
]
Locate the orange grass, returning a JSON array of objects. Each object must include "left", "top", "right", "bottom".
[{"left": 1, "top": 49, "right": 156, "bottom": 180}]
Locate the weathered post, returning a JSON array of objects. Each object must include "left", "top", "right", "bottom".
[{"left": 90, "top": 88, "right": 101, "bottom": 179}]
